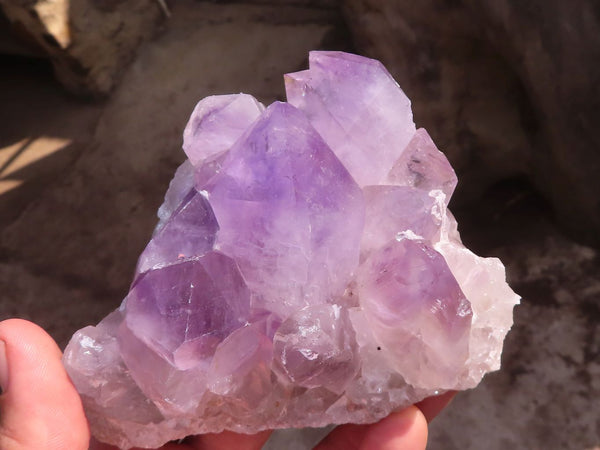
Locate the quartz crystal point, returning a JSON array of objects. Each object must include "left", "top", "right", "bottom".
[{"left": 63, "top": 51, "right": 520, "bottom": 449}]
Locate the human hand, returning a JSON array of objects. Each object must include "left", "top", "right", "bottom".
[{"left": 0, "top": 319, "right": 453, "bottom": 450}]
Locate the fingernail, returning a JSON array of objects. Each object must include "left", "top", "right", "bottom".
[{"left": 0, "top": 340, "right": 8, "bottom": 394}]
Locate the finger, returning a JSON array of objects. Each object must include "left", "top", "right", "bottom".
[
  {"left": 415, "top": 391, "right": 456, "bottom": 422},
  {"left": 315, "top": 405, "right": 428, "bottom": 450},
  {"left": 190, "top": 429, "right": 272, "bottom": 450},
  {"left": 0, "top": 319, "right": 90, "bottom": 450},
  {"left": 89, "top": 436, "right": 192, "bottom": 450},
  {"left": 92, "top": 432, "right": 268, "bottom": 450}
]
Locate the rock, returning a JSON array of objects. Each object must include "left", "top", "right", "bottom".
[
  {"left": 463, "top": 0, "right": 600, "bottom": 246},
  {"left": 0, "top": 0, "right": 165, "bottom": 96},
  {"left": 342, "top": 0, "right": 600, "bottom": 246}
]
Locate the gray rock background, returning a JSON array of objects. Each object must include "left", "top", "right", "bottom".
[
  {"left": 344, "top": 0, "right": 600, "bottom": 247},
  {"left": 0, "top": 1, "right": 598, "bottom": 449}
]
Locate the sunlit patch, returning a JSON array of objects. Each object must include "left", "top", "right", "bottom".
[
  {"left": 0, "top": 136, "right": 72, "bottom": 194},
  {"left": 34, "top": 1, "right": 71, "bottom": 48},
  {"left": 0, "top": 179, "right": 24, "bottom": 195}
]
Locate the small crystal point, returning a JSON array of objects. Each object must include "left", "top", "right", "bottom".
[
  {"left": 63, "top": 51, "right": 519, "bottom": 449},
  {"left": 386, "top": 128, "right": 458, "bottom": 200},
  {"left": 136, "top": 188, "right": 218, "bottom": 274},
  {"left": 126, "top": 254, "right": 251, "bottom": 370},
  {"left": 273, "top": 304, "right": 359, "bottom": 394},
  {"left": 361, "top": 185, "right": 444, "bottom": 258},
  {"left": 357, "top": 238, "right": 472, "bottom": 389},
  {"left": 183, "top": 94, "right": 264, "bottom": 167}
]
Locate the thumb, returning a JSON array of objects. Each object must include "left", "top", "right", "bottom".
[{"left": 0, "top": 319, "right": 90, "bottom": 450}]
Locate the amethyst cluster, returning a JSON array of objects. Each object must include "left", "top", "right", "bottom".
[{"left": 63, "top": 51, "right": 519, "bottom": 449}]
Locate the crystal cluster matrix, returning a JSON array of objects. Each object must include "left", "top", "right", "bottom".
[{"left": 63, "top": 51, "right": 520, "bottom": 449}]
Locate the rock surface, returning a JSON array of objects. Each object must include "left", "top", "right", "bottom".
[
  {"left": 0, "top": 0, "right": 165, "bottom": 95},
  {"left": 343, "top": 0, "right": 600, "bottom": 246}
]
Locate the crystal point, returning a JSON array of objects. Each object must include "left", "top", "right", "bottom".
[
  {"left": 286, "top": 51, "right": 416, "bottom": 186},
  {"left": 386, "top": 128, "right": 458, "bottom": 200},
  {"left": 205, "top": 101, "right": 364, "bottom": 317},
  {"left": 183, "top": 94, "right": 264, "bottom": 167},
  {"left": 137, "top": 189, "right": 218, "bottom": 274},
  {"left": 63, "top": 51, "right": 519, "bottom": 449},
  {"left": 357, "top": 238, "right": 472, "bottom": 389}
]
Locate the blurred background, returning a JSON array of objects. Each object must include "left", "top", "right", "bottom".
[{"left": 0, "top": 1, "right": 598, "bottom": 449}]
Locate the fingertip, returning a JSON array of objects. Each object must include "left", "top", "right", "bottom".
[
  {"left": 192, "top": 429, "right": 272, "bottom": 450},
  {"left": 359, "top": 406, "right": 428, "bottom": 450},
  {"left": 0, "top": 318, "right": 60, "bottom": 344},
  {"left": 0, "top": 319, "right": 90, "bottom": 450}
]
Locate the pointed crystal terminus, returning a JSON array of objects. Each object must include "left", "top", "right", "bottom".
[{"left": 63, "top": 51, "right": 519, "bottom": 449}]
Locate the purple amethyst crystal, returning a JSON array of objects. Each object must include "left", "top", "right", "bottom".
[{"left": 63, "top": 51, "right": 520, "bottom": 449}]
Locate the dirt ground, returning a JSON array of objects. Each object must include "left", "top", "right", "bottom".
[{"left": 0, "top": 2, "right": 598, "bottom": 449}]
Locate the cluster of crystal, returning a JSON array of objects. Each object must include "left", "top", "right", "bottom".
[{"left": 63, "top": 51, "right": 519, "bottom": 449}]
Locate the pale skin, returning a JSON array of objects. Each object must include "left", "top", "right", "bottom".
[{"left": 0, "top": 319, "right": 454, "bottom": 450}]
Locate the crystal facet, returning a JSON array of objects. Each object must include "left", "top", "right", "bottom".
[{"left": 63, "top": 51, "right": 520, "bottom": 449}]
